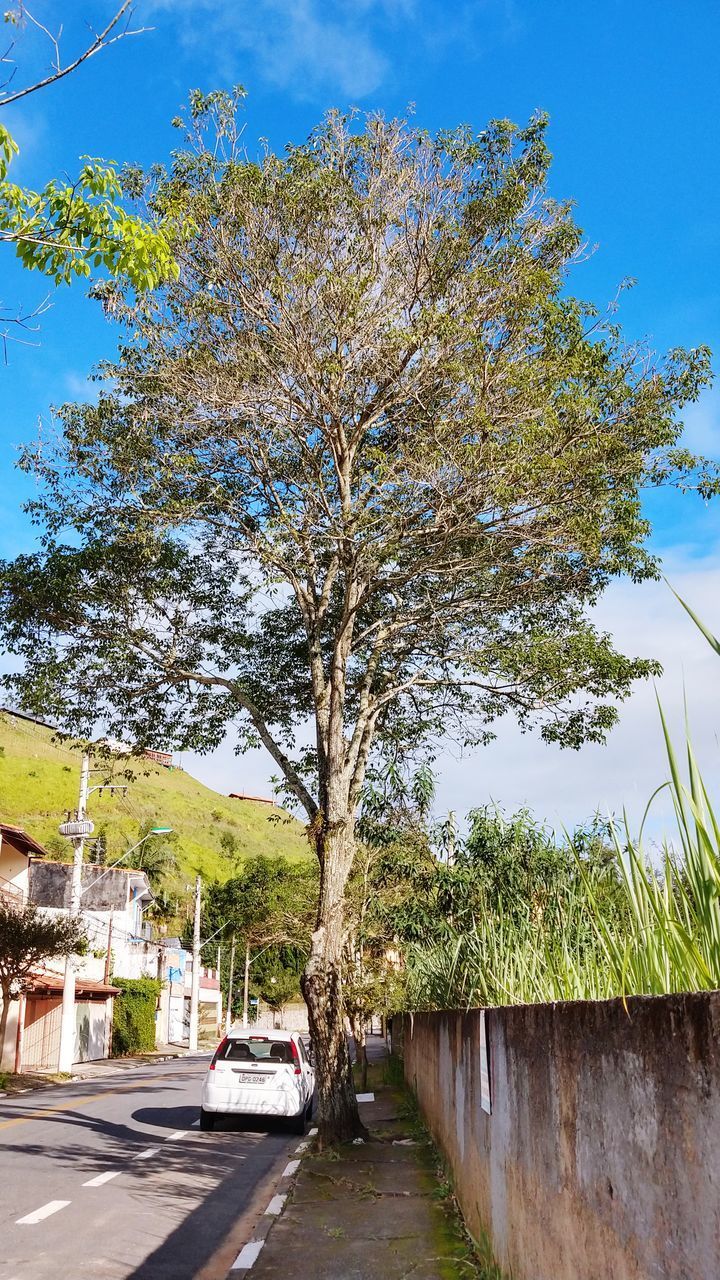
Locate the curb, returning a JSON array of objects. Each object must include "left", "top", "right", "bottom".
[
  {"left": 68, "top": 1051, "right": 210, "bottom": 1083},
  {"left": 70, "top": 1052, "right": 185, "bottom": 1079},
  {"left": 227, "top": 1127, "right": 317, "bottom": 1273}
]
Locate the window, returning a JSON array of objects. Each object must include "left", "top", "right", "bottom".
[{"left": 215, "top": 1037, "right": 293, "bottom": 1064}]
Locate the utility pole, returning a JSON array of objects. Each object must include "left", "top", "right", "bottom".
[
  {"left": 104, "top": 916, "right": 113, "bottom": 986},
  {"left": 58, "top": 753, "right": 91, "bottom": 1073},
  {"left": 189, "top": 875, "right": 201, "bottom": 1052},
  {"left": 225, "top": 933, "right": 236, "bottom": 1033},
  {"left": 216, "top": 942, "right": 222, "bottom": 1035},
  {"left": 242, "top": 940, "right": 250, "bottom": 1028}
]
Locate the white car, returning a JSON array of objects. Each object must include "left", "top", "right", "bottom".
[{"left": 200, "top": 1029, "right": 315, "bottom": 1133}]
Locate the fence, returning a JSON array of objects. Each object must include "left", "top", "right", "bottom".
[{"left": 394, "top": 992, "right": 720, "bottom": 1280}]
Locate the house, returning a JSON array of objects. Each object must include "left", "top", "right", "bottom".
[
  {"left": 29, "top": 861, "right": 157, "bottom": 981},
  {"left": 0, "top": 825, "right": 121, "bottom": 1072},
  {"left": 156, "top": 940, "right": 222, "bottom": 1046},
  {"left": 0, "top": 823, "right": 50, "bottom": 1070},
  {"left": 0, "top": 822, "right": 48, "bottom": 904}
]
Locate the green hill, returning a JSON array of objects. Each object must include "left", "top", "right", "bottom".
[{"left": 0, "top": 711, "right": 308, "bottom": 896}]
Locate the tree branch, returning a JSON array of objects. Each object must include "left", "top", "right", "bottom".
[{"left": 0, "top": 2, "right": 149, "bottom": 108}]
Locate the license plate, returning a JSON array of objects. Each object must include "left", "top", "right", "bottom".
[{"left": 233, "top": 1071, "right": 263, "bottom": 1084}]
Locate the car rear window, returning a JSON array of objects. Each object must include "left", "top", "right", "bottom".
[{"left": 215, "top": 1038, "right": 293, "bottom": 1064}]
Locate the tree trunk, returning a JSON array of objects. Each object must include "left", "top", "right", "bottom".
[
  {"left": 358, "top": 1023, "right": 368, "bottom": 1094},
  {"left": 0, "top": 980, "right": 12, "bottom": 1073},
  {"left": 302, "top": 823, "right": 366, "bottom": 1146}
]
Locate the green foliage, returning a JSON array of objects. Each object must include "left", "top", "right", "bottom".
[
  {"left": 0, "top": 104, "right": 712, "bottom": 809},
  {"left": 253, "top": 947, "right": 303, "bottom": 1010},
  {"left": 404, "top": 599, "right": 720, "bottom": 1010},
  {"left": 198, "top": 856, "right": 316, "bottom": 1017},
  {"left": 0, "top": 123, "right": 177, "bottom": 289},
  {"left": 201, "top": 854, "right": 317, "bottom": 961},
  {"left": 0, "top": 100, "right": 714, "bottom": 1130},
  {"left": 219, "top": 829, "right": 239, "bottom": 864},
  {"left": 131, "top": 819, "right": 179, "bottom": 891},
  {"left": 110, "top": 976, "right": 161, "bottom": 1056},
  {"left": 0, "top": 899, "right": 85, "bottom": 998}
]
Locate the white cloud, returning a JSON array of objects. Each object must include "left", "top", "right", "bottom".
[
  {"left": 148, "top": 0, "right": 396, "bottom": 99},
  {"left": 185, "top": 547, "right": 720, "bottom": 842},
  {"left": 145, "top": 0, "right": 519, "bottom": 102},
  {"left": 436, "top": 551, "right": 720, "bottom": 842}
]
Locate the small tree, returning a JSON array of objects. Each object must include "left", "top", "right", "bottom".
[
  {"left": 0, "top": 2, "right": 176, "bottom": 348},
  {"left": 0, "top": 899, "right": 85, "bottom": 1065},
  {"left": 0, "top": 101, "right": 713, "bottom": 1139}
]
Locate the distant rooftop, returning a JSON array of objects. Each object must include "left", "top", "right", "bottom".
[
  {"left": 0, "top": 705, "right": 57, "bottom": 732},
  {"left": 0, "top": 822, "right": 51, "bottom": 859}
]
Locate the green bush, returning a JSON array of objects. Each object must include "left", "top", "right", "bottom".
[{"left": 111, "top": 976, "right": 161, "bottom": 1056}]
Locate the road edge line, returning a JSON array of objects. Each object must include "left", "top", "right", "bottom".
[
  {"left": 227, "top": 1149, "right": 311, "bottom": 1275},
  {"left": 192, "top": 1137, "right": 308, "bottom": 1280}
]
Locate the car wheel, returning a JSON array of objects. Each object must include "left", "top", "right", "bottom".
[{"left": 200, "top": 1107, "right": 215, "bottom": 1131}]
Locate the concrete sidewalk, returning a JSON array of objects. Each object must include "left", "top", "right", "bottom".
[
  {"left": 68, "top": 1044, "right": 198, "bottom": 1080},
  {"left": 241, "top": 1036, "right": 476, "bottom": 1280}
]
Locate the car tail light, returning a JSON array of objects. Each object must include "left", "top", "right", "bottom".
[
  {"left": 291, "top": 1039, "right": 302, "bottom": 1076},
  {"left": 209, "top": 1036, "right": 228, "bottom": 1070}
]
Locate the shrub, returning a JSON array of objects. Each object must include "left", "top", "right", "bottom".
[{"left": 111, "top": 976, "right": 161, "bottom": 1056}]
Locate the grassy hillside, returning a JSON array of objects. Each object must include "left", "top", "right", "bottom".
[{"left": 0, "top": 712, "right": 308, "bottom": 894}]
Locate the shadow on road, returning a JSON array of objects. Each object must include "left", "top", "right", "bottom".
[
  {"left": 4, "top": 1124, "right": 289, "bottom": 1279},
  {"left": 0, "top": 1063, "right": 300, "bottom": 1279}
]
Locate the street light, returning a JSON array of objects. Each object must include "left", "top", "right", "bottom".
[{"left": 80, "top": 826, "right": 173, "bottom": 896}]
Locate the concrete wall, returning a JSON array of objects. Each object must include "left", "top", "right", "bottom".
[
  {"left": 0, "top": 840, "right": 30, "bottom": 897},
  {"left": 396, "top": 992, "right": 720, "bottom": 1280},
  {"left": 30, "top": 862, "right": 131, "bottom": 911},
  {"left": 253, "top": 1001, "right": 309, "bottom": 1033}
]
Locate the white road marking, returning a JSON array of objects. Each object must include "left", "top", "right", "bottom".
[
  {"left": 83, "top": 1170, "right": 121, "bottom": 1187},
  {"left": 16, "top": 1200, "right": 71, "bottom": 1225},
  {"left": 356, "top": 1092, "right": 375, "bottom": 1102},
  {"left": 294, "top": 1141, "right": 309, "bottom": 1153},
  {"left": 231, "top": 1240, "right": 265, "bottom": 1269},
  {"left": 135, "top": 1147, "right": 160, "bottom": 1160},
  {"left": 264, "top": 1194, "right": 286, "bottom": 1215},
  {"left": 166, "top": 1130, "right": 188, "bottom": 1140},
  {"left": 282, "top": 1159, "right": 300, "bottom": 1177}
]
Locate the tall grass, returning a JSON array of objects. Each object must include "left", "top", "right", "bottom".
[{"left": 407, "top": 594, "right": 720, "bottom": 1011}]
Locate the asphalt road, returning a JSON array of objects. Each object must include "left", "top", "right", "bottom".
[{"left": 0, "top": 1057, "right": 297, "bottom": 1280}]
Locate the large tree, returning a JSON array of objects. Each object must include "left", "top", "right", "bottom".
[{"left": 0, "top": 96, "right": 713, "bottom": 1139}]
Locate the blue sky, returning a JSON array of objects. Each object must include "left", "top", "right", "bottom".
[{"left": 2, "top": 0, "right": 720, "bottom": 830}]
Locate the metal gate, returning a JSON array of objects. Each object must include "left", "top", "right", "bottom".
[
  {"left": 75, "top": 1000, "right": 108, "bottom": 1063},
  {"left": 23, "top": 996, "right": 62, "bottom": 1070}
]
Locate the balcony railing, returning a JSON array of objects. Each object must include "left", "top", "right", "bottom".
[{"left": 0, "top": 878, "right": 26, "bottom": 906}]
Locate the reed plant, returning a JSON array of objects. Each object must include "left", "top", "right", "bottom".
[{"left": 406, "top": 593, "right": 720, "bottom": 1011}]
